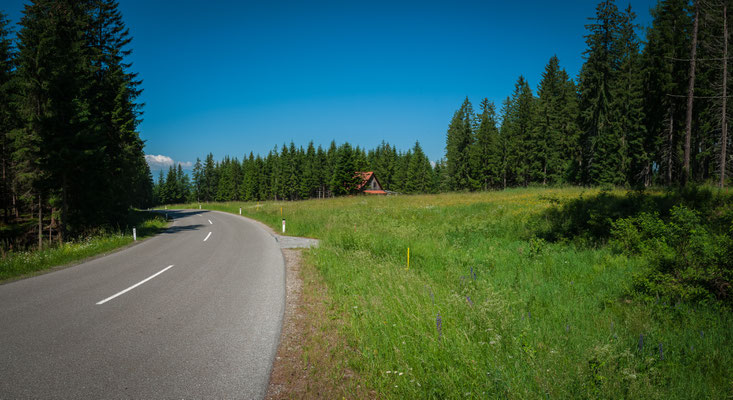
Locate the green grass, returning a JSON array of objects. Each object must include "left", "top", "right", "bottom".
[
  {"left": 168, "top": 188, "right": 732, "bottom": 399},
  {"left": 0, "top": 210, "right": 169, "bottom": 282}
]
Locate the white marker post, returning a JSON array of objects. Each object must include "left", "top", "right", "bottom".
[
  {"left": 239, "top": 207, "right": 242, "bottom": 215},
  {"left": 282, "top": 218, "right": 286, "bottom": 233},
  {"left": 133, "top": 228, "right": 137, "bottom": 241},
  {"left": 199, "top": 204, "right": 201, "bottom": 209}
]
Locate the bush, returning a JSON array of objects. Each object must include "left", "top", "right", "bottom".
[{"left": 611, "top": 205, "right": 733, "bottom": 305}]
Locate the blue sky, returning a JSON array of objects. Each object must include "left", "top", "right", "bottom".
[{"left": 1, "top": 0, "right": 658, "bottom": 174}]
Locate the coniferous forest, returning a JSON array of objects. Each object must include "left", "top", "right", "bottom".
[
  {"left": 155, "top": 0, "right": 732, "bottom": 205},
  {"left": 0, "top": 0, "right": 152, "bottom": 248},
  {"left": 1, "top": 0, "right": 733, "bottom": 247}
]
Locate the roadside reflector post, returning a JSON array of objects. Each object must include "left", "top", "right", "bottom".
[
  {"left": 282, "top": 218, "right": 286, "bottom": 233},
  {"left": 133, "top": 228, "right": 137, "bottom": 241},
  {"left": 239, "top": 207, "right": 242, "bottom": 215},
  {"left": 199, "top": 204, "right": 201, "bottom": 209},
  {"left": 281, "top": 207, "right": 283, "bottom": 217}
]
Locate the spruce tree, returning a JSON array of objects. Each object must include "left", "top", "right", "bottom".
[
  {"left": 642, "top": 0, "right": 691, "bottom": 185},
  {"left": 579, "top": 0, "right": 624, "bottom": 185},
  {"left": 613, "top": 5, "right": 647, "bottom": 186},
  {"left": 445, "top": 97, "right": 475, "bottom": 190},
  {"left": 406, "top": 141, "right": 434, "bottom": 193},
  {"left": 470, "top": 98, "right": 501, "bottom": 190},
  {"left": 0, "top": 11, "right": 16, "bottom": 222},
  {"left": 330, "top": 143, "right": 358, "bottom": 196},
  {"left": 500, "top": 77, "right": 535, "bottom": 187}
]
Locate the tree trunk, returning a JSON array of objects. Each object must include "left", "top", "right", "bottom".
[
  {"left": 721, "top": 3, "right": 729, "bottom": 188},
  {"left": 37, "top": 194, "right": 42, "bottom": 250},
  {"left": 12, "top": 190, "right": 17, "bottom": 219},
  {"left": 2, "top": 145, "right": 6, "bottom": 224},
  {"left": 667, "top": 106, "right": 674, "bottom": 186},
  {"left": 61, "top": 173, "right": 68, "bottom": 243},
  {"left": 683, "top": 0, "right": 699, "bottom": 186}
]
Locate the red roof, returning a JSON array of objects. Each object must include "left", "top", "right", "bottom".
[
  {"left": 355, "top": 171, "right": 375, "bottom": 190},
  {"left": 363, "top": 189, "right": 387, "bottom": 195}
]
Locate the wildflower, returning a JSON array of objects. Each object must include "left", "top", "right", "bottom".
[
  {"left": 470, "top": 267, "right": 476, "bottom": 281},
  {"left": 659, "top": 343, "right": 664, "bottom": 360},
  {"left": 436, "top": 313, "right": 442, "bottom": 338},
  {"left": 466, "top": 296, "right": 473, "bottom": 306},
  {"left": 399, "top": 372, "right": 403, "bottom": 376}
]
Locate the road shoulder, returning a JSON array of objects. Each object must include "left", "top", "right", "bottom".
[{"left": 265, "top": 249, "right": 374, "bottom": 399}]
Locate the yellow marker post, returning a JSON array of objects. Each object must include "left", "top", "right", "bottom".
[
  {"left": 280, "top": 207, "right": 283, "bottom": 216},
  {"left": 406, "top": 247, "right": 410, "bottom": 270}
]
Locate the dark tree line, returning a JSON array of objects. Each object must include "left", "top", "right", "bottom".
[
  {"left": 0, "top": 1, "right": 152, "bottom": 248},
  {"left": 153, "top": 141, "right": 436, "bottom": 204},
  {"left": 444, "top": 0, "right": 732, "bottom": 190}
]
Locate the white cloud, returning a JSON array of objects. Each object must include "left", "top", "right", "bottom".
[{"left": 145, "top": 154, "right": 193, "bottom": 169}]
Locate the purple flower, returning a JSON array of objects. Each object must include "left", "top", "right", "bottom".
[
  {"left": 436, "top": 313, "right": 442, "bottom": 338},
  {"left": 466, "top": 296, "right": 473, "bottom": 306},
  {"left": 470, "top": 267, "right": 476, "bottom": 281},
  {"left": 659, "top": 343, "right": 664, "bottom": 360}
]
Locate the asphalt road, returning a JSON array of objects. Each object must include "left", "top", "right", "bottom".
[{"left": 0, "top": 210, "right": 285, "bottom": 399}]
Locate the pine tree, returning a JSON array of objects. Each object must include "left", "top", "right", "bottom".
[
  {"left": 470, "top": 98, "right": 501, "bottom": 190},
  {"left": 330, "top": 143, "right": 359, "bottom": 196},
  {"left": 406, "top": 141, "right": 434, "bottom": 193},
  {"left": 202, "top": 153, "right": 216, "bottom": 201},
  {"left": 500, "top": 77, "right": 535, "bottom": 187},
  {"left": 642, "top": 0, "right": 692, "bottom": 185},
  {"left": 300, "top": 142, "right": 318, "bottom": 199},
  {"left": 0, "top": 11, "right": 16, "bottom": 222},
  {"left": 613, "top": 5, "right": 647, "bottom": 186},
  {"left": 579, "top": 0, "right": 624, "bottom": 185},
  {"left": 191, "top": 158, "right": 202, "bottom": 202},
  {"left": 534, "top": 57, "right": 567, "bottom": 185},
  {"left": 445, "top": 97, "right": 475, "bottom": 190},
  {"left": 15, "top": 0, "right": 92, "bottom": 239}
]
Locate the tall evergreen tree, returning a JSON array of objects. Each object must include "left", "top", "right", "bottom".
[
  {"left": 445, "top": 97, "right": 475, "bottom": 190},
  {"left": 406, "top": 141, "right": 434, "bottom": 193},
  {"left": 642, "top": 0, "right": 692, "bottom": 185},
  {"left": 579, "top": 0, "right": 625, "bottom": 185},
  {"left": 330, "top": 143, "right": 359, "bottom": 195},
  {"left": 470, "top": 98, "right": 501, "bottom": 190},
  {"left": 0, "top": 11, "right": 16, "bottom": 222},
  {"left": 613, "top": 5, "right": 648, "bottom": 186}
]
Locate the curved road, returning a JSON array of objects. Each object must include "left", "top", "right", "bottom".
[{"left": 0, "top": 210, "right": 285, "bottom": 399}]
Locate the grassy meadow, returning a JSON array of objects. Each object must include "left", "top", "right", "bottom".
[
  {"left": 171, "top": 188, "right": 732, "bottom": 399},
  {"left": 0, "top": 211, "right": 169, "bottom": 282}
]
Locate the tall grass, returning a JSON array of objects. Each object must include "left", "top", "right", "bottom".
[
  {"left": 0, "top": 211, "right": 168, "bottom": 282},
  {"left": 169, "top": 188, "right": 732, "bottom": 398}
]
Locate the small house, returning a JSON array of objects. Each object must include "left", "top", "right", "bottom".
[{"left": 355, "top": 171, "right": 387, "bottom": 195}]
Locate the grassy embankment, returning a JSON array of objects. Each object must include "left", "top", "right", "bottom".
[
  {"left": 0, "top": 210, "right": 168, "bottom": 282},
  {"left": 171, "top": 187, "right": 732, "bottom": 399}
]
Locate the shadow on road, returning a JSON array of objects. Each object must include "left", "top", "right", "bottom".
[{"left": 161, "top": 224, "right": 205, "bottom": 234}]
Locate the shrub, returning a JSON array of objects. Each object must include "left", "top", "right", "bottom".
[{"left": 611, "top": 205, "right": 733, "bottom": 306}]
